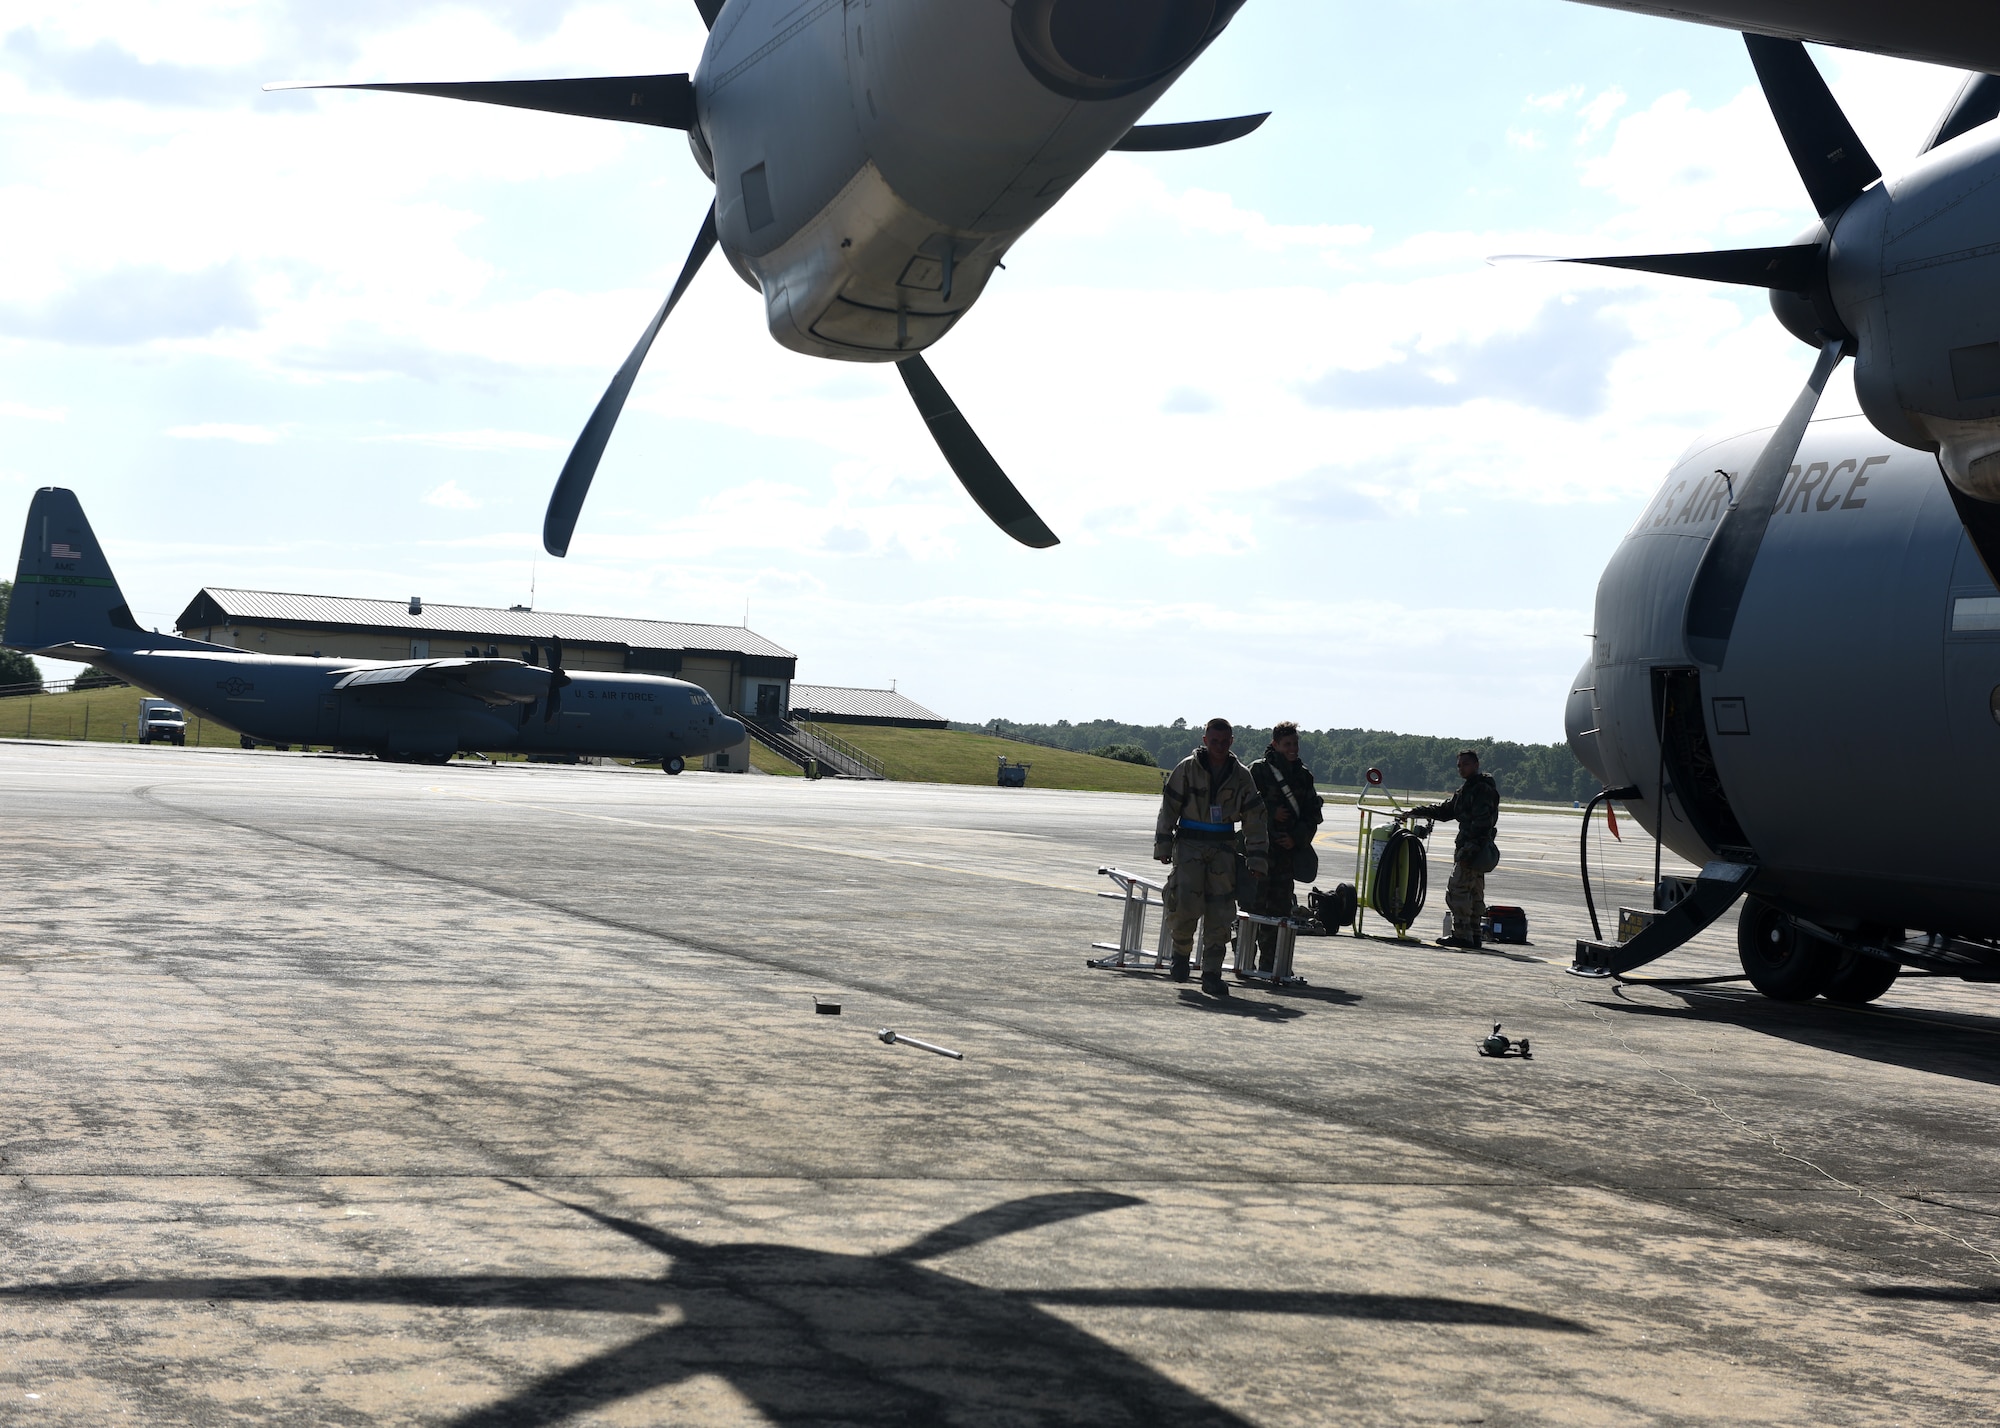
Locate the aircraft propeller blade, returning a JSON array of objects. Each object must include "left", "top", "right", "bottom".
[
  {"left": 267, "top": 74, "right": 695, "bottom": 130},
  {"left": 1112, "top": 113, "right": 1270, "bottom": 151},
  {"left": 1528, "top": 244, "right": 1821, "bottom": 293},
  {"left": 1742, "top": 34, "right": 1880, "bottom": 219},
  {"left": 543, "top": 203, "right": 719, "bottom": 558},
  {"left": 542, "top": 638, "right": 571, "bottom": 723},
  {"left": 693, "top": 0, "right": 726, "bottom": 27},
  {"left": 1683, "top": 338, "right": 1847, "bottom": 668},
  {"left": 1923, "top": 72, "right": 2000, "bottom": 154},
  {"left": 894, "top": 355, "right": 1060, "bottom": 548}
]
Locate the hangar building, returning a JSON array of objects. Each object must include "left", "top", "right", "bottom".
[{"left": 175, "top": 587, "right": 799, "bottom": 771}]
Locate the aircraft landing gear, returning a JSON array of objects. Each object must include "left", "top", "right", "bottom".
[
  {"left": 1736, "top": 896, "right": 1834, "bottom": 1001},
  {"left": 1823, "top": 948, "right": 1900, "bottom": 1005},
  {"left": 663, "top": 756, "right": 686, "bottom": 775}
]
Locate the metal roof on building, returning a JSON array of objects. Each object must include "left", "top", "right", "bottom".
[
  {"left": 788, "top": 684, "right": 946, "bottom": 725},
  {"left": 177, "top": 587, "right": 795, "bottom": 659}
]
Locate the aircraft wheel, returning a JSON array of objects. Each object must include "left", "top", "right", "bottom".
[
  {"left": 1736, "top": 896, "right": 1834, "bottom": 1001},
  {"left": 240, "top": 735, "right": 256, "bottom": 750},
  {"left": 664, "top": 756, "right": 686, "bottom": 775},
  {"left": 1823, "top": 950, "right": 1900, "bottom": 1005}
]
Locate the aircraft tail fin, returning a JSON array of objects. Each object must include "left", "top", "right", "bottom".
[{"left": 5, "top": 487, "right": 152, "bottom": 655}]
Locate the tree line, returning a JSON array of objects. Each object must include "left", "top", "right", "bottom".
[{"left": 961, "top": 717, "right": 1597, "bottom": 804}]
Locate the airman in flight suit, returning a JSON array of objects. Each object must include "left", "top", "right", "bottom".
[
  {"left": 1155, "top": 717, "right": 1270, "bottom": 997},
  {"left": 1406, "top": 750, "right": 1500, "bottom": 948}
]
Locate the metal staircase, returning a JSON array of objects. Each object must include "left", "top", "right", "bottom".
[{"left": 739, "top": 712, "right": 888, "bottom": 780}]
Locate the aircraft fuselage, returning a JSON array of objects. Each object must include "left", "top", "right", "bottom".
[
  {"left": 91, "top": 648, "right": 741, "bottom": 765},
  {"left": 1570, "top": 414, "right": 2000, "bottom": 937}
]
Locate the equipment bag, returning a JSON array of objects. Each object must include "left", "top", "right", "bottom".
[
  {"left": 1309, "top": 883, "right": 1357, "bottom": 932},
  {"left": 1484, "top": 904, "right": 1529, "bottom": 944},
  {"left": 1471, "top": 836, "right": 1500, "bottom": 875},
  {"left": 1291, "top": 842, "right": 1319, "bottom": 883}
]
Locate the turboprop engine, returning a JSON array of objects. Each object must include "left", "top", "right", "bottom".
[
  {"left": 282, "top": 0, "right": 1263, "bottom": 559},
  {"left": 1549, "top": 44, "right": 2000, "bottom": 616}
]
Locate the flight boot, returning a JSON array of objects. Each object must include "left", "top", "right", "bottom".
[{"left": 1169, "top": 957, "right": 1191, "bottom": 983}]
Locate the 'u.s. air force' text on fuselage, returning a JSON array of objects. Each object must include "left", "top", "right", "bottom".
[{"left": 1629, "top": 455, "right": 1892, "bottom": 538}]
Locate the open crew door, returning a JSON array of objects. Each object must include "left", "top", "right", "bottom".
[
  {"left": 1570, "top": 667, "right": 1760, "bottom": 977},
  {"left": 1653, "top": 666, "right": 1756, "bottom": 863}
]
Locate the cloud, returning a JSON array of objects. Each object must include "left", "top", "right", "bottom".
[
  {"left": 1161, "top": 387, "right": 1215, "bottom": 414},
  {"left": 422, "top": 480, "right": 481, "bottom": 509},
  {"left": 1525, "top": 85, "right": 1584, "bottom": 114},
  {"left": 1270, "top": 468, "right": 1399, "bottom": 524},
  {"left": 1303, "top": 291, "right": 1638, "bottom": 418},
  {"left": 1, "top": 28, "right": 251, "bottom": 107},
  {"left": 166, "top": 423, "right": 279, "bottom": 443},
  {"left": 376, "top": 429, "right": 563, "bottom": 451},
  {"left": 0, "top": 400, "right": 64, "bottom": 421},
  {"left": 0, "top": 264, "right": 260, "bottom": 345},
  {"left": 1576, "top": 87, "right": 1627, "bottom": 140}
]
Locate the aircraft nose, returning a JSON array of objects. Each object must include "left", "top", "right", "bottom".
[{"left": 720, "top": 715, "right": 746, "bottom": 746}]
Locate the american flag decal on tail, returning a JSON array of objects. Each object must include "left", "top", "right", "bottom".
[{"left": 51, "top": 542, "right": 80, "bottom": 558}]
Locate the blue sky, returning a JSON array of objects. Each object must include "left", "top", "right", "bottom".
[{"left": 0, "top": 2, "right": 1966, "bottom": 740}]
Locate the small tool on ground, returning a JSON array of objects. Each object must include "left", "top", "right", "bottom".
[
  {"left": 814, "top": 997, "right": 842, "bottom": 1015},
  {"left": 1479, "top": 1022, "right": 1531, "bottom": 1059},
  {"left": 877, "top": 1028, "right": 963, "bottom": 1060}
]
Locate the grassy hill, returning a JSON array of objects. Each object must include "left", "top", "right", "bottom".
[
  {"left": 801, "top": 723, "right": 1164, "bottom": 794},
  {"left": 0, "top": 685, "right": 246, "bottom": 747}
]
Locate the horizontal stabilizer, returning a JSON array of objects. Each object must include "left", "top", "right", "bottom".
[
  {"left": 269, "top": 74, "right": 696, "bottom": 130},
  {"left": 1112, "top": 112, "right": 1270, "bottom": 151},
  {"left": 1532, "top": 244, "right": 1822, "bottom": 293}
]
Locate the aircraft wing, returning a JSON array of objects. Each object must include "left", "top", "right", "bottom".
[
  {"left": 333, "top": 658, "right": 548, "bottom": 705},
  {"left": 1566, "top": 2, "right": 2000, "bottom": 73}
]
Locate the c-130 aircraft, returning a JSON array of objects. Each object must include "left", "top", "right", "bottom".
[
  {"left": 1558, "top": 31, "right": 2000, "bottom": 1001},
  {"left": 3, "top": 488, "right": 747, "bottom": 770}
]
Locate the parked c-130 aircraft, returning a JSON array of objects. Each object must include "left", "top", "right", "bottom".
[
  {"left": 1560, "top": 34, "right": 2000, "bottom": 1000},
  {"left": 3, "top": 489, "right": 747, "bottom": 769}
]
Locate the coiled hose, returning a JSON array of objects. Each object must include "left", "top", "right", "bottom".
[{"left": 1370, "top": 825, "right": 1429, "bottom": 927}]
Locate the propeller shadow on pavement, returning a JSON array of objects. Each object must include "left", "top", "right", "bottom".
[{"left": 0, "top": 1187, "right": 1588, "bottom": 1426}]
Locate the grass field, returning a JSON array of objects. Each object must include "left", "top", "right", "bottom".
[
  {"left": 800, "top": 723, "right": 1165, "bottom": 795},
  {"left": 0, "top": 685, "right": 247, "bottom": 748}
]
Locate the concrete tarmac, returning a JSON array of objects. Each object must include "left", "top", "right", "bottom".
[{"left": 2, "top": 740, "right": 1998, "bottom": 1425}]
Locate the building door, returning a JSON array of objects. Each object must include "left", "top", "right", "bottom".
[{"left": 756, "top": 683, "right": 782, "bottom": 719}]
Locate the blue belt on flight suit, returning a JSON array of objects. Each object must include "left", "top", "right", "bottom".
[{"left": 1176, "top": 818, "right": 1236, "bottom": 840}]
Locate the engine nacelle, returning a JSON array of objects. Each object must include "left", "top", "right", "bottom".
[
  {"left": 693, "top": 0, "right": 1236, "bottom": 362},
  {"left": 1821, "top": 123, "right": 2000, "bottom": 498}
]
